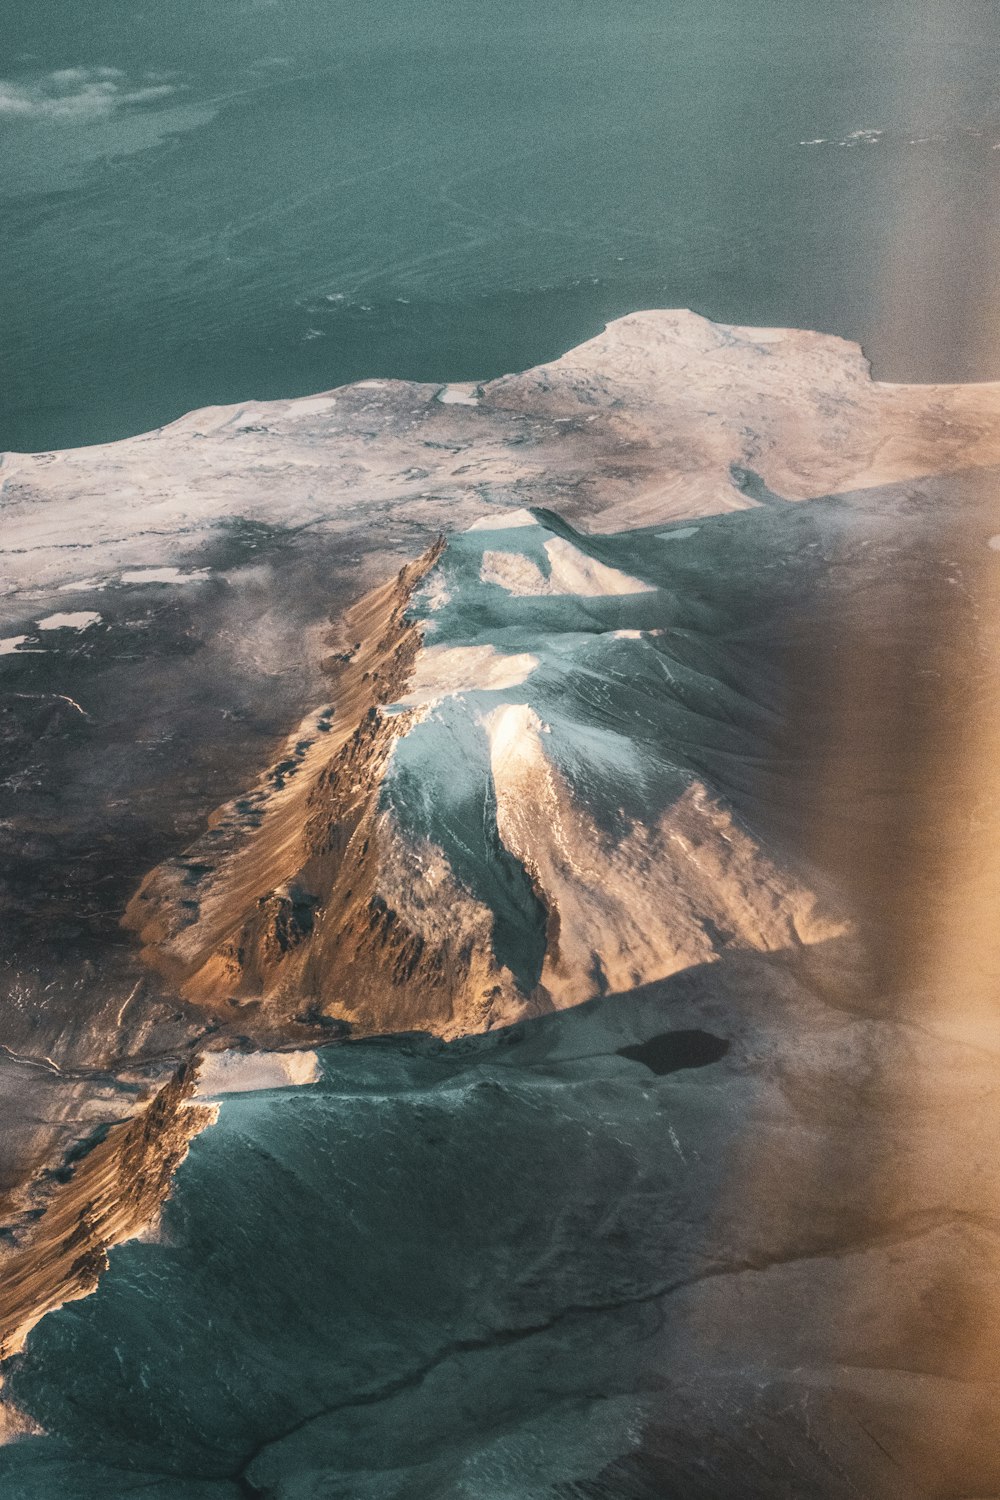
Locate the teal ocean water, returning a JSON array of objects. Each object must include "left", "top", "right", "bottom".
[{"left": 3, "top": 0, "right": 1000, "bottom": 451}]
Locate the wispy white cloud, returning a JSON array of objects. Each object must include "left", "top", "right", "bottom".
[{"left": 0, "top": 65, "right": 184, "bottom": 121}]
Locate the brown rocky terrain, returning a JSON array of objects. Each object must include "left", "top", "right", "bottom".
[{"left": 0, "top": 1062, "right": 213, "bottom": 1360}]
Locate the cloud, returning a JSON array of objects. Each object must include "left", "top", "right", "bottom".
[{"left": 0, "top": 65, "right": 184, "bottom": 121}]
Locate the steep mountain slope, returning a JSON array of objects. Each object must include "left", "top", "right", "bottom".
[{"left": 125, "top": 511, "right": 843, "bottom": 1039}]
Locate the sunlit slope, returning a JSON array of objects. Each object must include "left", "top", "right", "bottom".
[{"left": 125, "top": 507, "right": 844, "bottom": 1036}]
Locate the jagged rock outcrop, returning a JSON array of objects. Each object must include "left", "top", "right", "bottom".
[
  {"left": 0, "top": 1061, "right": 213, "bottom": 1360},
  {"left": 123, "top": 540, "right": 535, "bottom": 1037}
]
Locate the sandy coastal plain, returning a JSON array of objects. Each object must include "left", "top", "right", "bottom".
[{"left": 2, "top": 311, "right": 1000, "bottom": 1496}]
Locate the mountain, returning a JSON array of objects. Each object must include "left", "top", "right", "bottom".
[{"left": 124, "top": 510, "right": 843, "bottom": 1040}]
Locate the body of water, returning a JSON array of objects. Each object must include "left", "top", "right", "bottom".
[{"left": 3, "top": 0, "right": 1000, "bottom": 451}]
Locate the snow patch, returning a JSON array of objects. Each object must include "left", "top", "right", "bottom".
[
  {"left": 466, "top": 508, "right": 539, "bottom": 532},
  {"left": 286, "top": 396, "right": 337, "bottom": 419},
  {"left": 480, "top": 551, "right": 548, "bottom": 595},
  {"left": 194, "top": 1050, "right": 321, "bottom": 1097},
  {"left": 119, "top": 568, "right": 211, "bottom": 585},
  {"left": 436, "top": 384, "right": 480, "bottom": 406},
  {"left": 395, "top": 645, "right": 538, "bottom": 708},
  {"left": 36, "top": 612, "right": 101, "bottom": 631},
  {"left": 544, "top": 537, "right": 655, "bottom": 595},
  {"left": 485, "top": 703, "right": 547, "bottom": 775},
  {"left": 480, "top": 538, "right": 655, "bottom": 598},
  {"left": 420, "top": 575, "right": 451, "bottom": 614}
]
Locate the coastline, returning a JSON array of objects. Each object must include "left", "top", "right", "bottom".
[{"left": 1, "top": 312, "right": 1000, "bottom": 1492}]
